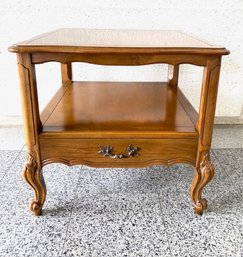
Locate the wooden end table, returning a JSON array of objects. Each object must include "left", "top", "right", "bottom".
[{"left": 9, "top": 29, "right": 229, "bottom": 216}]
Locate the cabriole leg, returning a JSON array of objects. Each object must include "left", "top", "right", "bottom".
[
  {"left": 191, "top": 152, "right": 214, "bottom": 214},
  {"left": 17, "top": 52, "right": 45, "bottom": 215},
  {"left": 192, "top": 57, "right": 221, "bottom": 214},
  {"left": 22, "top": 153, "right": 46, "bottom": 216}
]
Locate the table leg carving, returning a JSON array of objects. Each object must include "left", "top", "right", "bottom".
[
  {"left": 191, "top": 151, "right": 214, "bottom": 215},
  {"left": 22, "top": 153, "right": 46, "bottom": 216}
]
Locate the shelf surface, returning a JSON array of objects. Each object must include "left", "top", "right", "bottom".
[{"left": 41, "top": 82, "right": 198, "bottom": 136}]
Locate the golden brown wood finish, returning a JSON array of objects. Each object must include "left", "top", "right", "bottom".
[
  {"left": 17, "top": 53, "right": 46, "bottom": 216},
  {"left": 31, "top": 52, "right": 209, "bottom": 66},
  {"left": 9, "top": 29, "right": 229, "bottom": 55},
  {"left": 191, "top": 57, "right": 222, "bottom": 214},
  {"left": 40, "top": 82, "right": 71, "bottom": 124},
  {"left": 176, "top": 87, "right": 198, "bottom": 127},
  {"left": 41, "top": 82, "right": 196, "bottom": 133},
  {"left": 10, "top": 29, "right": 229, "bottom": 216},
  {"left": 61, "top": 63, "right": 72, "bottom": 83},
  {"left": 168, "top": 64, "right": 179, "bottom": 87},
  {"left": 39, "top": 138, "right": 198, "bottom": 167}
]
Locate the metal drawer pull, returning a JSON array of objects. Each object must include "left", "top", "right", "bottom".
[{"left": 98, "top": 145, "right": 141, "bottom": 159}]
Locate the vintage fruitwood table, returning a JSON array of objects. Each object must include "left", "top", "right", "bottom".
[{"left": 9, "top": 29, "right": 229, "bottom": 216}]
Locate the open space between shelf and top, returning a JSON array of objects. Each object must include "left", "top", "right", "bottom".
[{"left": 40, "top": 82, "right": 198, "bottom": 138}]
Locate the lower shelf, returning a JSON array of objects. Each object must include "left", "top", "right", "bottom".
[{"left": 40, "top": 81, "right": 198, "bottom": 137}]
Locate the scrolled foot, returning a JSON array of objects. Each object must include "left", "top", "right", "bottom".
[
  {"left": 194, "top": 199, "right": 207, "bottom": 215},
  {"left": 22, "top": 153, "right": 46, "bottom": 216},
  {"left": 29, "top": 200, "right": 43, "bottom": 216},
  {"left": 191, "top": 152, "right": 214, "bottom": 215}
]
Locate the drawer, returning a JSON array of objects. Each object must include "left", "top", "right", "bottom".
[{"left": 40, "top": 137, "right": 198, "bottom": 168}]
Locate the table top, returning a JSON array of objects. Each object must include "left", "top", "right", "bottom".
[{"left": 9, "top": 28, "right": 229, "bottom": 55}]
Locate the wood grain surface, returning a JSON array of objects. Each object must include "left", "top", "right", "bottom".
[
  {"left": 9, "top": 29, "right": 229, "bottom": 215},
  {"left": 9, "top": 28, "right": 229, "bottom": 55}
]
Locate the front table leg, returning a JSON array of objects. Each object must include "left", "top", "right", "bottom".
[
  {"left": 22, "top": 153, "right": 46, "bottom": 216},
  {"left": 191, "top": 57, "right": 221, "bottom": 214},
  {"left": 17, "top": 53, "right": 46, "bottom": 215},
  {"left": 191, "top": 152, "right": 214, "bottom": 214}
]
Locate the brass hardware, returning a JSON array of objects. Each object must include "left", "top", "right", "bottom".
[{"left": 98, "top": 145, "right": 141, "bottom": 159}]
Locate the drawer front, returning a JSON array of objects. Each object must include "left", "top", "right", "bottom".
[{"left": 40, "top": 138, "right": 197, "bottom": 168}]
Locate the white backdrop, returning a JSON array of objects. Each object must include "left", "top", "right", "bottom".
[{"left": 0, "top": 0, "right": 242, "bottom": 122}]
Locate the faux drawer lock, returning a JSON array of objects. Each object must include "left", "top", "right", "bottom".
[{"left": 98, "top": 145, "right": 141, "bottom": 159}]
